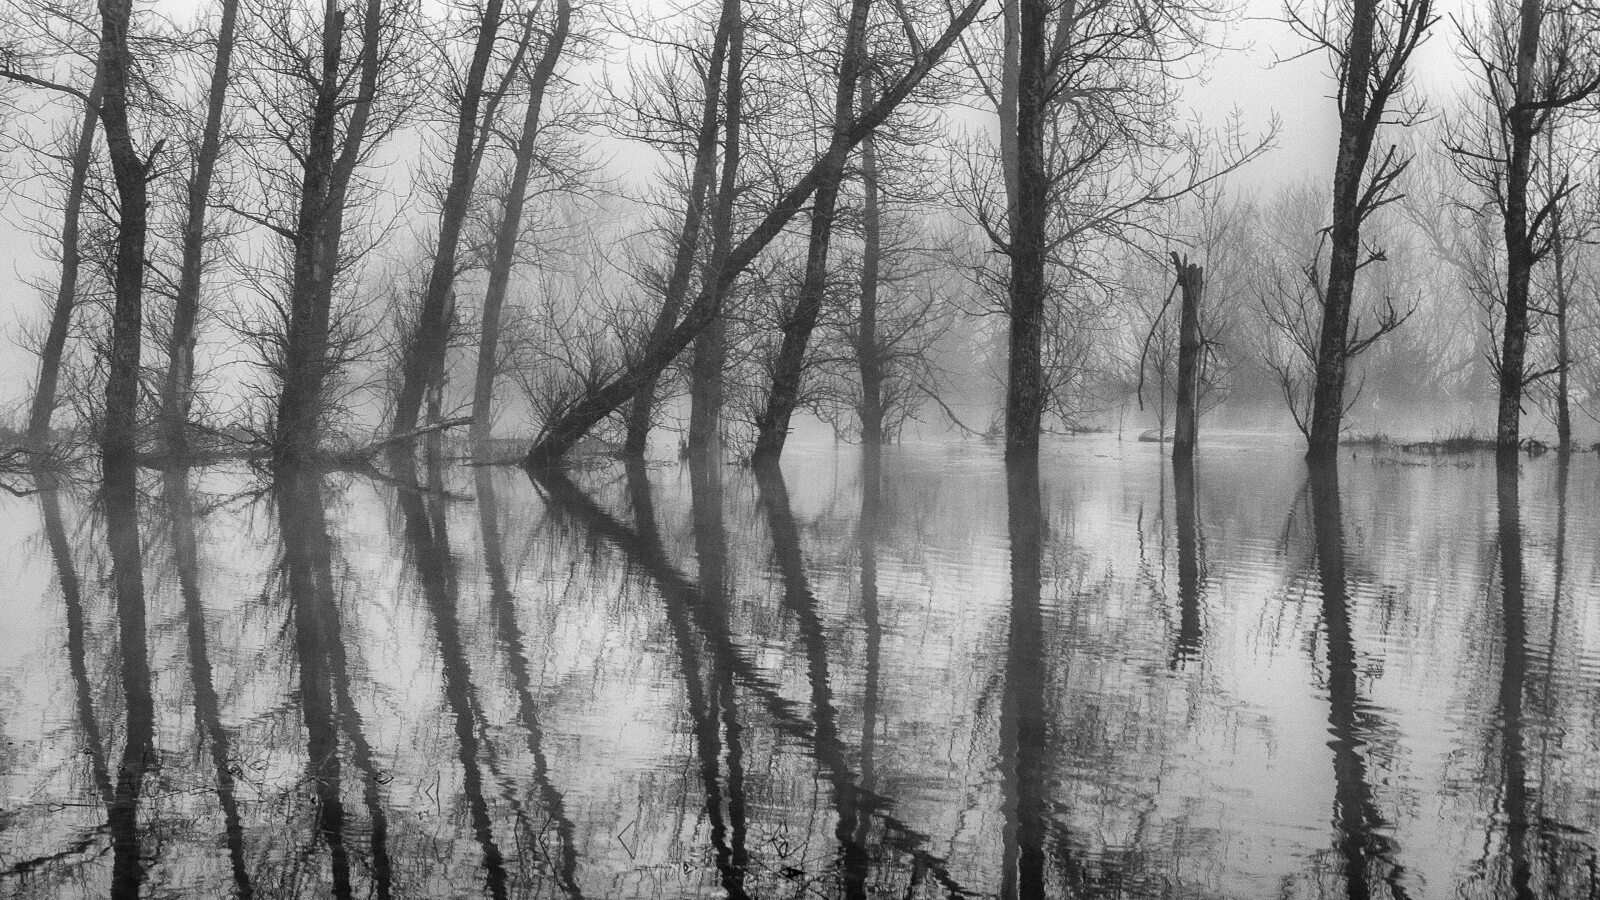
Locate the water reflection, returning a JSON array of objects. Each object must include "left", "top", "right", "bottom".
[
  {"left": 3, "top": 441, "right": 1600, "bottom": 897},
  {"left": 105, "top": 470, "right": 153, "bottom": 899},
  {"left": 1307, "top": 466, "right": 1408, "bottom": 899}
]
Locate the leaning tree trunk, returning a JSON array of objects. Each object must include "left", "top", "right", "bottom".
[
  {"left": 1306, "top": 0, "right": 1380, "bottom": 464},
  {"left": 523, "top": 0, "right": 986, "bottom": 466},
  {"left": 392, "top": 0, "right": 506, "bottom": 439},
  {"left": 856, "top": 73, "right": 883, "bottom": 447},
  {"left": 98, "top": 0, "right": 149, "bottom": 473},
  {"left": 622, "top": 2, "right": 736, "bottom": 457},
  {"left": 1497, "top": 0, "right": 1542, "bottom": 462},
  {"left": 162, "top": 0, "right": 240, "bottom": 457},
  {"left": 1003, "top": 0, "right": 1047, "bottom": 460},
  {"left": 688, "top": 0, "right": 743, "bottom": 456},
  {"left": 470, "top": 0, "right": 572, "bottom": 452},
  {"left": 27, "top": 68, "right": 105, "bottom": 450},
  {"left": 1171, "top": 253, "right": 1204, "bottom": 459},
  {"left": 749, "top": 0, "right": 871, "bottom": 463}
]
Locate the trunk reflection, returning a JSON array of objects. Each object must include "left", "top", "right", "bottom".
[{"left": 1308, "top": 465, "right": 1408, "bottom": 899}]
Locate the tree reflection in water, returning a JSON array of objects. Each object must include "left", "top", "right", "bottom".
[
  {"left": 3, "top": 444, "right": 1600, "bottom": 897},
  {"left": 1307, "top": 464, "right": 1409, "bottom": 899}
]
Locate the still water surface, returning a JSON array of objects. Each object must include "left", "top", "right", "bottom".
[{"left": 2, "top": 436, "right": 1598, "bottom": 898}]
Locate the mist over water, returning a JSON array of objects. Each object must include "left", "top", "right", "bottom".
[{"left": 2, "top": 437, "right": 1598, "bottom": 898}]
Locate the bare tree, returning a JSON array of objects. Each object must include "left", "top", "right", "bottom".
[
  {"left": 746, "top": 0, "right": 871, "bottom": 464},
  {"left": 523, "top": 0, "right": 986, "bottom": 466},
  {"left": 619, "top": 0, "right": 740, "bottom": 456},
  {"left": 469, "top": 0, "right": 578, "bottom": 451},
  {"left": 160, "top": 0, "right": 240, "bottom": 456},
  {"left": 1446, "top": 0, "right": 1599, "bottom": 456},
  {"left": 961, "top": 0, "right": 1274, "bottom": 457},
  {"left": 240, "top": 0, "right": 416, "bottom": 465},
  {"left": 1289, "top": 0, "right": 1436, "bottom": 461},
  {"left": 96, "top": 0, "right": 151, "bottom": 471},
  {"left": 390, "top": 0, "right": 508, "bottom": 442},
  {"left": 22, "top": 71, "right": 103, "bottom": 449},
  {"left": 686, "top": 0, "right": 743, "bottom": 455}
]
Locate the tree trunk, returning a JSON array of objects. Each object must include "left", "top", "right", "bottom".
[
  {"left": 274, "top": 2, "right": 344, "bottom": 467},
  {"left": 274, "top": 0, "right": 383, "bottom": 467},
  {"left": 391, "top": 0, "right": 506, "bottom": 440},
  {"left": 622, "top": 2, "right": 737, "bottom": 457},
  {"left": 98, "top": 0, "right": 149, "bottom": 473},
  {"left": 162, "top": 0, "right": 240, "bottom": 457},
  {"left": 750, "top": 0, "right": 871, "bottom": 463},
  {"left": 1171, "top": 253, "right": 1203, "bottom": 458},
  {"left": 470, "top": 0, "right": 571, "bottom": 452},
  {"left": 688, "top": 0, "right": 742, "bottom": 457},
  {"left": 1003, "top": 0, "right": 1047, "bottom": 459},
  {"left": 523, "top": 0, "right": 986, "bottom": 467},
  {"left": 28, "top": 69, "right": 104, "bottom": 450},
  {"left": 856, "top": 74, "right": 883, "bottom": 447},
  {"left": 1306, "top": 0, "right": 1380, "bottom": 463},
  {"left": 1496, "top": 0, "right": 1542, "bottom": 463},
  {"left": 1553, "top": 208, "right": 1570, "bottom": 450}
]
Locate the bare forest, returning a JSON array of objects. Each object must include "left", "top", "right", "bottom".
[{"left": 0, "top": 0, "right": 1592, "bottom": 477}]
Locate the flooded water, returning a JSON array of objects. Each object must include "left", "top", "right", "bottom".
[{"left": 3, "top": 436, "right": 1599, "bottom": 899}]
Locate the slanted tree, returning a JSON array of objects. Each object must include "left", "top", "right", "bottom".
[
  {"left": 470, "top": 0, "right": 575, "bottom": 451},
  {"left": 160, "top": 0, "right": 240, "bottom": 456},
  {"left": 25, "top": 70, "right": 104, "bottom": 449},
  {"left": 523, "top": 0, "right": 987, "bottom": 466},
  {"left": 390, "top": 0, "right": 507, "bottom": 442},
  {"left": 747, "top": 0, "right": 871, "bottom": 464},
  {"left": 619, "top": 0, "right": 739, "bottom": 456}
]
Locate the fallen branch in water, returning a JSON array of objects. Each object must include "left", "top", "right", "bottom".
[{"left": 337, "top": 417, "right": 473, "bottom": 461}]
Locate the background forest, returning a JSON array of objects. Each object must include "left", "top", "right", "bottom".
[{"left": 0, "top": 0, "right": 1596, "bottom": 470}]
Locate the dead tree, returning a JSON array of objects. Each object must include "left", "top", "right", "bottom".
[
  {"left": 470, "top": 0, "right": 574, "bottom": 451},
  {"left": 390, "top": 0, "right": 506, "bottom": 441},
  {"left": 524, "top": 0, "right": 987, "bottom": 467},
  {"left": 747, "top": 0, "right": 872, "bottom": 463},
  {"left": 969, "top": 0, "right": 1273, "bottom": 458},
  {"left": 1291, "top": 0, "right": 1436, "bottom": 462},
  {"left": 1447, "top": 0, "right": 1598, "bottom": 459},
  {"left": 161, "top": 0, "right": 240, "bottom": 456},
  {"left": 1171, "top": 252, "right": 1203, "bottom": 457}
]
